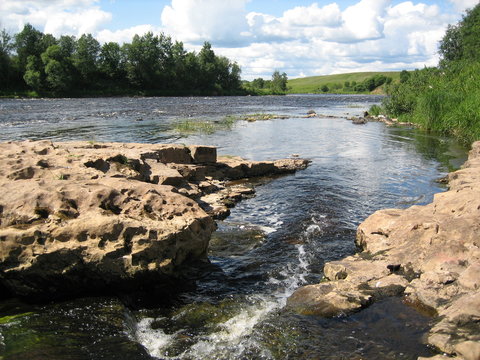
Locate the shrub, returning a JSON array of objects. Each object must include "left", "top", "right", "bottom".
[
  {"left": 368, "top": 104, "right": 383, "bottom": 116},
  {"left": 384, "top": 61, "right": 480, "bottom": 144}
]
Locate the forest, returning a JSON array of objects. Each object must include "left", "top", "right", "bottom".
[{"left": 0, "top": 24, "right": 247, "bottom": 97}]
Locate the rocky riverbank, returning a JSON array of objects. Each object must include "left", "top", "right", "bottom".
[
  {"left": 288, "top": 141, "right": 480, "bottom": 360},
  {"left": 0, "top": 140, "right": 309, "bottom": 300}
]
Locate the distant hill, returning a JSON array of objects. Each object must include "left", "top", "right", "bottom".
[{"left": 287, "top": 71, "right": 401, "bottom": 94}]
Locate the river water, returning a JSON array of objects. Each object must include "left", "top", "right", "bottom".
[{"left": 0, "top": 95, "right": 467, "bottom": 359}]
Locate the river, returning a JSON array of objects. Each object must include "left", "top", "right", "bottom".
[{"left": 0, "top": 95, "right": 468, "bottom": 359}]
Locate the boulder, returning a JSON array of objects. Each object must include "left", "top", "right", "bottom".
[
  {"left": 0, "top": 140, "right": 310, "bottom": 299},
  {"left": 0, "top": 176, "right": 215, "bottom": 298},
  {"left": 189, "top": 145, "right": 217, "bottom": 164},
  {"left": 287, "top": 281, "right": 372, "bottom": 317},
  {"left": 351, "top": 117, "right": 367, "bottom": 125},
  {"left": 288, "top": 141, "right": 480, "bottom": 357}
]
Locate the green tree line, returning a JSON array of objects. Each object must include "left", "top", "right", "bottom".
[
  {"left": 381, "top": 3, "right": 480, "bottom": 145},
  {"left": 0, "top": 24, "right": 244, "bottom": 97},
  {"left": 319, "top": 74, "right": 393, "bottom": 93},
  {"left": 242, "top": 71, "right": 289, "bottom": 95}
]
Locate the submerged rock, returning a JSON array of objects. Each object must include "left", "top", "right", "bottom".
[
  {"left": 350, "top": 117, "right": 367, "bottom": 125},
  {"left": 288, "top": 141, "right": 480, "bottom": 358},
  {"left": 0, "top": 141, "right": 309, "bottom": 300},
  {"left": 0, "top": 297, "right": 151, "bottom": 360}
]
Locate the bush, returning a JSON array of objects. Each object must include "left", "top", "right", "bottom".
[
  {"left": 383, "top": 4, "right": 480, "bottom": 145},
  {"left": 384, "top": 61, "right": 480, "bottom": 144},
  {"left": 368, "top": 104, "right": 383, "bottom": 116}
]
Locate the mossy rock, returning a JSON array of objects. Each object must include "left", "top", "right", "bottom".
[{"left": 0, "top": 297, "right": 150, "bottom": 360}]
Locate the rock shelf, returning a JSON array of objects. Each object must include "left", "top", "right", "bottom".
[
  {"left": 288, "top": 141, "right": 480, "bottom": 360},
  {"left": 0, "top": 140, "right": 309, "bottom": 299}
]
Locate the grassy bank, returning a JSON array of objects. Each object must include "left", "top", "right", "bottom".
[
  {"left": 378, "top": 4, "right": 480, "bottom": 146},
  {"left": 287, "top": 71, "right": 401, "bottom": 94},
  {"left": 381, "top": 61, "right": 480, "bottom": 145}
]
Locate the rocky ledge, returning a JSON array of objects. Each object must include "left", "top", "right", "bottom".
[
  {"left": 0, "top": 140, "right": 309, "bottom": 299},
  {"left": 288, "top": 141, "right": 480, "bottom": 360}
]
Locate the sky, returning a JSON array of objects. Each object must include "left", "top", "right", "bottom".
[{"left": 1, "top": 0, "right": 478, "bottom": 80}]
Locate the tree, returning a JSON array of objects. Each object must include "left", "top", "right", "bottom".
[
  {"left": 40, "top": 34, "right": 57, "bottom": 50},
  {"left": 99, "top": 42, "right": 125, "bottom": 81},
  {"left": 157, "top": 34, "right": 176, "bottom": 89},
  {"left": 458, "top": 3, "right": 480, "bottom": 61},
  {"left": 74, "top": 34, "right": 100, "bottom": 87},
  {"left": 58, "top": 35, "right": 77, "bottom": 59},
  {"left": 354, "top": 83, "right": 367, "bottom": 92},
  {"left": 439, "top": 24, "right": 463, "bottom": 62},
  {"left": 197, "top": 42, "right": 217, "bottom": 92},
  {"left": 439, "top": 3, "right": 480, "bottom": 63},
  {"left": 373, "top": 74, "right": 387, "bottom": 88},
  {"left": 252, "top": 78, "right": 265, "bottom": 89},
  {"left": 0, "top": 30, "right": 13, "bottom": 57},
  {"left": 23, "top": 55, "right": 44, "bottom": 91},
  {"left": 169, "top": 41, "right": 188, "bottom": 90},
  {"left": 228, "top": 62, "right": 242, "bottom": 92},
  {"left": 125, "top": 32, "right": 163, "bottom": 88},
  {"left": 271, "top": 70, "right": 288, "bottom": 93},
  {"left": 400, "top": 70, "right": 410, "bottom": 83},
  {"left": 41, "top": 45, "right": 72, "bottom": 92},
  {"left": 15, "top": 24, "right": 44, "bottom": 72},
  {"left": 0, "top": 29, "right": 14, "bottom": 89}
]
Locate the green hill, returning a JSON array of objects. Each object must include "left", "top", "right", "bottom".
[{"left": 287, "top": 71, "right": 401, "bottom": 94}]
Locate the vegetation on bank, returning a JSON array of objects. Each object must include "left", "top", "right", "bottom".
[
  {"left": 242, "top": 71, "right": 289, "bottom": 95},
  {"left": 379, "top": 3, "right": 480, "bottom": 145},
  {"left": 0, "top": 25, "right": 247, "bottom": 97},
  {"left": 287, "top": 72, "right": 400, "bottom": 94}
]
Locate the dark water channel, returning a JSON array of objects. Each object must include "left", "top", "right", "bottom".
[{"left": 0, "top": 95, "right": 468, "bottom": 359}]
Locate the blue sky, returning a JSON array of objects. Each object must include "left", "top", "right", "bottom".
[
  {"left": 99, "top": 0, "right": 458, "bottom": 30},
  {"left": 1, "top": 0, "right": 477, "bottom": 79}
]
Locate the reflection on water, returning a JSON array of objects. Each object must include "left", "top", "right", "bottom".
[{"left": 0, "top": 95, "right": 468, "bottom": 359}]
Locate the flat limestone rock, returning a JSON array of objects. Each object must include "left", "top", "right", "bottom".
[
  {"left": 286, "top": 281, "right": 372, "bottom": 317},
  {"left": 0, "top": 140, "right": 309, "bottom": 299},
  {"left": 288, "top": 141, "right": 480, "bottom": 357}
]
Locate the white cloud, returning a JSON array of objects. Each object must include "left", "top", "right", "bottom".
[
  {"left": 283, "top": 3, "right": 342, "bottom": 27},
  {"left": 0, "top": 0, "right": 111, "bottom": 36},
  {"left": 228, "top": 0, "right": 467, "bottom": 79},
  {"left": 241, "top": 0, "right": 389, "bottom": 43},
  {"left": 97, "top": 25, "right": 161, "bottom": 44},
  {"left": 161, "top": 0, "right": 250, "bottom": 46},
  {"left": 210, "top": 0, "right": 468, "bottom": 80},
  {"left": 332, "top": 0, "right": 388, "bottom": 42},
  {"left": 448, "top": 0, "right": 479, "bottom": 11},
  {"left": 44, "top": 8, "right": 111, "bottom": 36}
]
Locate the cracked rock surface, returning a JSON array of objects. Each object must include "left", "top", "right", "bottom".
[{"left": 0, "top": 140, "right": 309, "bottom": 299}]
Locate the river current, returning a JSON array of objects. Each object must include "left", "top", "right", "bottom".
[{"left": 0, "top": 95, "right": 467, "bottom": 359}]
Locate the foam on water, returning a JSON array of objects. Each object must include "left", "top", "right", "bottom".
[
  {"left": 133, "top": 211, "right": 331, "bottom": 358},
  {"left": 180, "top": 297, "right": 279, "bottom": 359},
  {"left": 135, "top": 229, "right": 314, "bottom": 359},
  {"left": 135, "top": 318, "right": 176, "bottom": 358}
]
